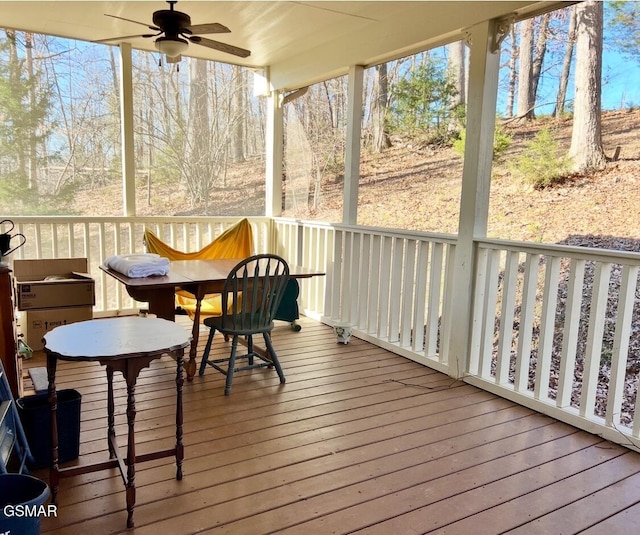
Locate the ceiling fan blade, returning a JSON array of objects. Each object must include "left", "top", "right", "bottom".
[
  {"left": 192, "top": 37, "right": 251, "bottom": 58},
  {"left": 188, "top": 23, "right": 231, "bottom": 35},
  {"left": 94, "top": 33, "right": 154, "bottom": 44},
  {"left": 105, "top": 13, "right": 159, "bottom": 31}
]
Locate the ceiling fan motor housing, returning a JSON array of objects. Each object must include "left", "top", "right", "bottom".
[{"left": 152, "top": 9, "right": 192, "bottom": 36}]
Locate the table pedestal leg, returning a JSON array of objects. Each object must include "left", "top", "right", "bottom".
[
  {"left": 105, "top": 356, "right": 155, "bottom": 529},
  {"left": 125, "top": 364, "right": 138, "bottom": 529},
  {"left": 185, "top": 291, "right": 203, "bottom": 382},
  {"left": 187, "top": 324, "right": 198, "bottom": 381}
]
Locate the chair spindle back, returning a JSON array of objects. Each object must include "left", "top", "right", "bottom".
[{"left": 221, "top": 254, "right": 290, "bottom": 333}]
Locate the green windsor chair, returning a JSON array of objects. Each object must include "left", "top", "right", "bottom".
[{"left": 198, "top": 254, "right": 290, "bottom": 395}]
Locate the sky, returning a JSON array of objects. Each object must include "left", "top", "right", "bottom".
[
  {"left": 534, "top": 47, "right": 640, "bottom": 115},
  {"left": 495, "top": 3, "right": 640, "bottom": 117},
  {"left": 602, "top": 48, "right": 640, "bottom": 110}
]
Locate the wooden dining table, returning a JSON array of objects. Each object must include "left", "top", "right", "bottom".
[{"left": 100, "top": 258, "right": 324, "bottom": 380}]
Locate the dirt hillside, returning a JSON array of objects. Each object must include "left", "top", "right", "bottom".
[
  {"left": 339, "top": 109, "right": 640, "bottom": 244},
  {"left": 76, "top": 109, "right": 640, "bottom": 247}
]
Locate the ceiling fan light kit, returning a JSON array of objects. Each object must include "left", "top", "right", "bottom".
[{"left": 155, "top": 36, "right": 188, "bottom": 58}]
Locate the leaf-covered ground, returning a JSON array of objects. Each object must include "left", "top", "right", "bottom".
[
  {"left": 332, "top": 109, "right": 640, "bottom": 243},
  {"left": 78, "top": 109, "right": 640, "bottom": 247}
]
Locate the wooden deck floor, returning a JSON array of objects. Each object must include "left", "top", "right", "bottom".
[{"left": 21, "top": 316, "right": 640, "bottom": 534}]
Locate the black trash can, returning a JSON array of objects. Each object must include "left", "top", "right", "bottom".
[
  {"left": 0, "top": 474, "right": 50, "bottom": 535},
  {"left": 17, "top": 389, "right": 82, "bottom": 469}
]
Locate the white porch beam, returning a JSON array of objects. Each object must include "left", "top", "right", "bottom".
[
  {"left": 265, "top": 89, "right": 283, "bottom": 218},
  {"left": 119, "top": 43, "right": 135, "bottom": 217},
  {"left": 446, "top": 20, "right": 501, "bottom": 378},
  {"left": 343, "top": 65, "right": 364, "bottom": 225}
]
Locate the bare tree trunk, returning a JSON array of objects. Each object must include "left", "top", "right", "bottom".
[
  {"left": 186, "top": 58, "right": 211, "bottom": 203},
  {"left": 144, "top": 55, "right": 155, "bottom": 205},
  {"left": 25, "top": 32, "right": 38, "bottom": 192},
  {"left": 372, "top": 62, "right": 391, "bottom": 152},
  {"left": 231, "top": 65, "right": 246, "bottom": 163},
  {"left": 516, "top": 18, "right": 535, "bottom": 120},
  {"left": 554, "top": 5, "right": 577, "bottom": 118},
  {"left": 448, "top": 40, "right": 466, "bottom": 107},
  {"left": 531, "top": 13, "right": 550, "bottom": 104},
  {"left": 173, "top": 63, "right": 183, "bottom": 133},
  {"left": 322, "top": 81, "right": 336, "bottom": 129},
  {"left": 569, "top": 0, "right": 606, "bottom": 171},
  {"left": 505, "top": 25, "right": 517, "bottom": 118},
  {"left": 158, "top": 62, "right": 173, "bottom": 141},
  {"left": 108, "top": 47, "right": 119, "bottom": 102},
  {"left": 447, "top": 40, "right": 465, "bottom": 129}
]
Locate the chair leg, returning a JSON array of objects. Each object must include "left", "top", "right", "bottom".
[
  {"left": 192, "top": 296, "right": 203, "bottom": 346},
  {"left": 262, "top": 332, "right": 285, "bottom": 384},
  {"left": 225, "top": 336, "right": 239, "bottom": 395},
  {"left": 199, "top": 326, "right": 216, "bottom": 376},
  {"left": 247, "top": 335, "right": 254, "bottom": 365}
]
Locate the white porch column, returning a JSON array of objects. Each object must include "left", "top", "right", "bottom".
[
  {"left": 342, "top": 65, "right": 364, "bottom": 225},
  {"left": 446, "top": 20, "right": 501, "bottom": 378},
  {"left": 265, "top": 90, "right": 283, "bottom": 218},
  {"left": 119, "top": 43, "right": 135, "bottom": 217}
]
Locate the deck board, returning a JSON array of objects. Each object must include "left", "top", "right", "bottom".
[{"left": 17, "top": 316, "right": 640, "bottom": 534}]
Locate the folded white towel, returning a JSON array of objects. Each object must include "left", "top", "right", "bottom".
[{"left": 104, "top": 253, "right": 170, "bottom": 278}]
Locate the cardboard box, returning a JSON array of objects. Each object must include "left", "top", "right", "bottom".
[
  {"left": 13, "top": 258, "right": 95, "bottom": 311},
  {"left": 19, "top": 306, "right": 93, "bottom": 351}
]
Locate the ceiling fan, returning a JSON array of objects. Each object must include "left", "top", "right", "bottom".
[{"left": 100, "top": 0, "right": 251, "bottom": 63}]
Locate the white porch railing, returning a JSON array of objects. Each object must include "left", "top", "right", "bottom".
[
  {"left": 467, "top": 238, "right": 640, "bottom": 450},
  {"left": 9, "top": 217, "right": 274, "bottom": 315},
  {"left": 7, "top": 216, "right": 640, "bottom": 451},
  {"left": 281, "top": 221, "right": 458, "bottom": 375}
]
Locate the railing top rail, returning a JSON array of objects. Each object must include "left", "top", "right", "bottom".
[
  {"left": 274, "top": 217, "right": 458, "bottom": 244},
  {"left": 478, "top": 237, "right": 640, "bottom": 265},
  {"left": 7, "top": 216, "right": 273, "bottom": 224}
]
